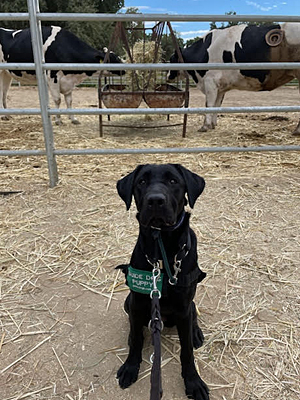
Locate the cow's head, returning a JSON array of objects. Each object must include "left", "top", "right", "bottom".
[
  {"left": 99, "top": 48, "right": 126, "bottom": 76},
  {"left": 167, "top": 48, "right": 183, "bottom": 81}
]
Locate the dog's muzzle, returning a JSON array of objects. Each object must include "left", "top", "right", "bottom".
[{"left": 139, "top": 192, "right": 176, "bottom": 228}]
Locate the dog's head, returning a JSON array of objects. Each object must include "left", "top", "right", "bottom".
[{"left": 117, "top": 164, "right": 205, "bottom": 229}]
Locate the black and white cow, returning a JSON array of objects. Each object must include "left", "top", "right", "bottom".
[
  {"left": 168, "top": 23, "right": 300, "bottom": 134},
  {"left": 0, "top": 25, "right": 124, "bottom": 125}
]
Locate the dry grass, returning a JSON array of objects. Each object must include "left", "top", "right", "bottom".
[{"left": 0, "top": 86, "right": 300, "bottom": 399}]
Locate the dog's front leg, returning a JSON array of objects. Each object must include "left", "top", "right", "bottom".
[
  {"left": 176, "top": 310, "right": 209, "bottom": 400},
  {"left": 117, "top": 306, "right": 144, "bottom": 389}
]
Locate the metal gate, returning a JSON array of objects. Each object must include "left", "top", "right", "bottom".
[{"left": 1, "top": 0, "right": 300, "bottom": 186}]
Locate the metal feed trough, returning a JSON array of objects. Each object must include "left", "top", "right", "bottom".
[{"left": 98, "top": 21, "right": 189, "bottom": 137}]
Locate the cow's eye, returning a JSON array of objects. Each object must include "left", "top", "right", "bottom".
[
  {"left": 170, "top": 178, "right": 177, "bottom": 184},
  {"left": 139, "top": 179, "right": 146, "bottom": 185}
]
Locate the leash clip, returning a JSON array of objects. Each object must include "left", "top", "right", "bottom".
[
  {"left": 169, "top": 256, "right": 182, "bottom": 285},
  {"left": 150, "top": 264, "right": 162, "bottom": 299}
]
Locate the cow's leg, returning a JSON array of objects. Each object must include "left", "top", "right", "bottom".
[
  {"left": 64, "top": 92, "right": 80, "bottom": 125},
  {"left": 292, "top": 73, "right": 300, "bottom": 136},
  {"left": 48, "top": 77, "right": 63, "bottom": 125},
  {"left": 212, "top": 91, "right": 225, "bottom": 127},
  {"left": 0, "top": 71, "right": 12, "bottom": 121},
  {"left": 59, "top": 74, "right": 82, "bottom": 124},
  {"left": 293, "top": 120, "right": 300, "bottom": 135},
  {"left": 199, "top": 79, "right": 222, "bottom": 132}
]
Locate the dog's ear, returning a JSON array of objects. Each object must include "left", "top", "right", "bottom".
[
  {"left": 173, "top": 164, "right": 205, "bottom": 208},
  {"left": 117, "top": 165, "right": 143, "bottom": 210}
]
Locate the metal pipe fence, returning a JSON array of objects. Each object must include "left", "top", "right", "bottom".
[
  {"left": 2, "top": 62, "right": 300, "bottom": 71},
  {"left": 1, "top": 2, "right": 300, "bottom": 186},
  {"left": 2, "top": 105, "right": 300, "bottom": 117},
  {"left": 2, "top": 12, "right": 300, "bottom": 23}
]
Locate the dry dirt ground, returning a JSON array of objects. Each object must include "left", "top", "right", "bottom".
[{"left": 0, "top": 86, "right": 300, "bottom": 400}]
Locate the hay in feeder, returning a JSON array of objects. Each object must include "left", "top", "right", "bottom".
[{"left": 123, "top": 40, "right": 164, "bottom": 91}]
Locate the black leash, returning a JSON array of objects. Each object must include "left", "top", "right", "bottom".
[
  {"left": 148, "top": 229, "right": 165, "bottom": 400},
  {"left": 149, "top": 295, "right": 163, "bottom": 400},
  {"left": 148, "top": 225, "right": 190, "bottom": 400}
]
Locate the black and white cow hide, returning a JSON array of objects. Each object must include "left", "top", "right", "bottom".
[
  {"left": 0, "top": 25, "right": 124, "bottom": 125},
  {"left": 168, "top": 23, "right": 300, "bottom": 135}
]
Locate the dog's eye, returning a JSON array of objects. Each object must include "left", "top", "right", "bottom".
[{"left": 170, "top": 179, "right": 177, "bottom": 184}]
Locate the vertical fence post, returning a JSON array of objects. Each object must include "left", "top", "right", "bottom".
[{"left": 27, "top": 0, "right": 59, "bottom": 187}]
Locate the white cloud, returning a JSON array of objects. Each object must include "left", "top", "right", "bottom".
[
  {"left": 246, "top": 1, "right": 277, "bottom": 12},
  {"left": 180, "top": 30, "right": 208, "bottom": 37}
]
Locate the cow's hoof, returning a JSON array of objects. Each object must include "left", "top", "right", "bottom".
[
  {"left": 193, "top": 325, "right": 204, "bottom": 349},
  {"left": 292, "top": 130, "right": 300, "bottom": 136},
  {"left": 55, "top": 120, "right": 63, "bottom": 126},
  {"left": 71, "top": 119, "right": 81, "bottom": 125},
  {"left": 199, "top": 124, "right": 215, "bottom": 132},
  {"left": 117, "top": 361, "right": 140, "bottom": 389},
  {"left": 1, "top": 115, "right": 11, "bottom": 121},
  {"left": 184, "top": 373, "right": 209, "bottom": 400}
]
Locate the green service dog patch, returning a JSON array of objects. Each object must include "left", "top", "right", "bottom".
[{"left": 127, "top": 266, "right": 164, "bottom": 295}]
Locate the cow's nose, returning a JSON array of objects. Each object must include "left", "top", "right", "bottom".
[{"left": 147, "top": 193, "right": 166, "bottom": 208}]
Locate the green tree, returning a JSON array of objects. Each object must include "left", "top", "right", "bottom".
[
  {"left": 123, "top": 7, "right": 144, "bottom": 49},
  {"left": 210, "top": 11, "right": 274, "bottom": 30},
  {"left": 210, "top": 11, "right": 242, "bottom": 30},
  {"left": 185, "top": 36, "right": 202, "bottom": 48},
  {"left": 96, "top": 0, "right": 123, "bottom": 13},
  {"left": 160, "top": 32, "right": 184, "bottom": 61},
  {"left": 0, "top": 0, "right": 124, "bottom": 49}
]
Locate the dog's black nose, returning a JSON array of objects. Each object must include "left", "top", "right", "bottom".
[{"left": 147, "top": 193, "right": 166, "bottom": 208}]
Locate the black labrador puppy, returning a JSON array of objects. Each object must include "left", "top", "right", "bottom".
[{"left": 116, "top": 164, "right": 209, "bottom": 400}]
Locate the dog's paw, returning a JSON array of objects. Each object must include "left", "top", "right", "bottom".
[
  {"left": 193, "top": 325, "right": 205, "bottom": 349},
  {"left": 184, "top": 373, "right": 209, "bottom": 400},
  {"left": 117, "top": 361, "right": 140, "bottom": 389}
]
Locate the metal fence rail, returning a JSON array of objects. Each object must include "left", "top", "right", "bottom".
[
  {"left": 0, "top": 145, "right": 299, "bottom": 158},
  {"left": 2, "top": 12, "right": 300, "bottom": 23},
  {"left": 2, "top": 62, "right": 300, "bottom": 71},
  {"left": 1, "top": 2, "right": 300, "bottom": 186},
  {"left": 2, "top": 105, "right": 300, "bottom": 117}
]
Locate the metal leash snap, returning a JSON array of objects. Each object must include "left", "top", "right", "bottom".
[
  {"left": 150, "top": 289, "right": 161, "bottom": 299},
  {"left": 150, "top": 264, "right": 162, "bottom": 299},
  {"left": 169, "top": 257, "right": 181, "bottom": 285},
  {"left": 174, "top": 259, "right": 182, "bottom": 275},
  {"left": 168, "top": 276, "right": 177, "bottom": 285}
]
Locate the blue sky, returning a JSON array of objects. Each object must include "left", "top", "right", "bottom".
[{"left": 121, "top": 1, "right": 298, "bottom": 41}]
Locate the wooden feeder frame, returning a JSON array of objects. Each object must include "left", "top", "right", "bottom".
[{"left": 98, "top": 21, "right": 189, "bottom": 137}]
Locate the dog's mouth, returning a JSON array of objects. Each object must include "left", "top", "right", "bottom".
[
  {"left": 138, "top": 213, "right": 176, "bottom": 229},
  {"left": 149, "top": 217, "right": 176, "bottom": 229}
]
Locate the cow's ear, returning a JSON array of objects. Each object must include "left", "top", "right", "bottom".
[
  {"left": 116, "top": 165, "right": 143, "bottom": 210},
  {"left": 173, "top": 164, "right": 205, "bottom": 208}
]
